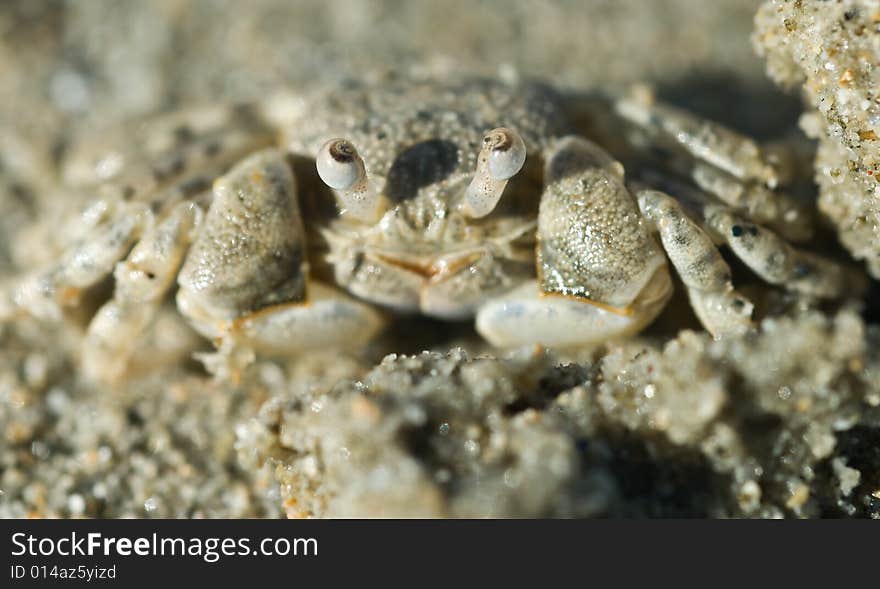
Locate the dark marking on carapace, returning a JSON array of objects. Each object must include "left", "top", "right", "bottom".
[{"left": 385, "top": 139, "right": 459, "bottom": 202}]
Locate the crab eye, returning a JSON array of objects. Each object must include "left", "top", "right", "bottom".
[
  {"left": 461, "top": 127, "right": 527, "bottom": 218},
  {"left": 316, "top": 139, "right": 386, "bottom": 222},
  {"left": 485, "top": 128, "right": 527, "bottom": 180},
  {"left": 316, "top": 139, "right": 364, "bottom": 190}
]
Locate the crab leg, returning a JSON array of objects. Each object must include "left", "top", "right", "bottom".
[
  {"left": 688, "top": 162, "right": 811, "bottom": 242},
  {"left": 703, "top": 205, "right": 868, "bottom": 299},
  {"left": 2, "top": 200, "right": 153, "bottom": 322},
  {"left": 614, "top": 86, "right": 811, "bottom": 241},
  {"left": 633, "top": 173, "right": 866, "bottom": 301},
  {"left": 81, "top": 201, "right": 202, "bottom": 383},
  {"left": 1, "top": 105, "right": 277, "bottom": 325},
  {"left": 636, "top": 189, "right": 753, "bottom": 337},
  {"left": 615, "top": 86, "right": 777, "bottom": 186},
  {"left": 74, "top": 103, "right": 275, "bottom": 208}
]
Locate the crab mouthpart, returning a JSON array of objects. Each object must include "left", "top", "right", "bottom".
[{"left": 373, "top": 250, "right": 484, "bottom": 280}]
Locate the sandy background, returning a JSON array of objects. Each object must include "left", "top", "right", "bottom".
[{"left": 2, "top": 1, "right": 878, "bottom": 518}]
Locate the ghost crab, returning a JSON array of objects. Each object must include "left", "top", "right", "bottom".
[{"left": 0, "top": 77, "right": 865, "bottom": 382}]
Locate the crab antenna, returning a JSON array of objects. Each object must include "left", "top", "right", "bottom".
[
  {"left": 461, "top": 127, "right": 526, "bottom": 218},
  {"left": 316, "top": 138, "right": 385, "bottom": 222}
]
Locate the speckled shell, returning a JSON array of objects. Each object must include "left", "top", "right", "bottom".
[
  {"left": 538, "top": 137, "right": 665, "bottom": 309},
  {"left": 177, "top": 149, "right": 307, "bottom": 319},
  {"left": 285, "top": 77, "right": 571, "bottom": 207}
]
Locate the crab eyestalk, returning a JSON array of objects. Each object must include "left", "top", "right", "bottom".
[
  {"left": 461, "top": 127, "right": 527, "bottom": 218},
  {"left": 316, "top": 138, "right": 385, "bottom": 222}
]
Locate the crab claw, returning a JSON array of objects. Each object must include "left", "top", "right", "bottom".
[
  {"left": 316, "top": 138, "right": 386, "bottom": 222},
  {"left": 461, "top": 127, "right": 526, "bottom": 218}
]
